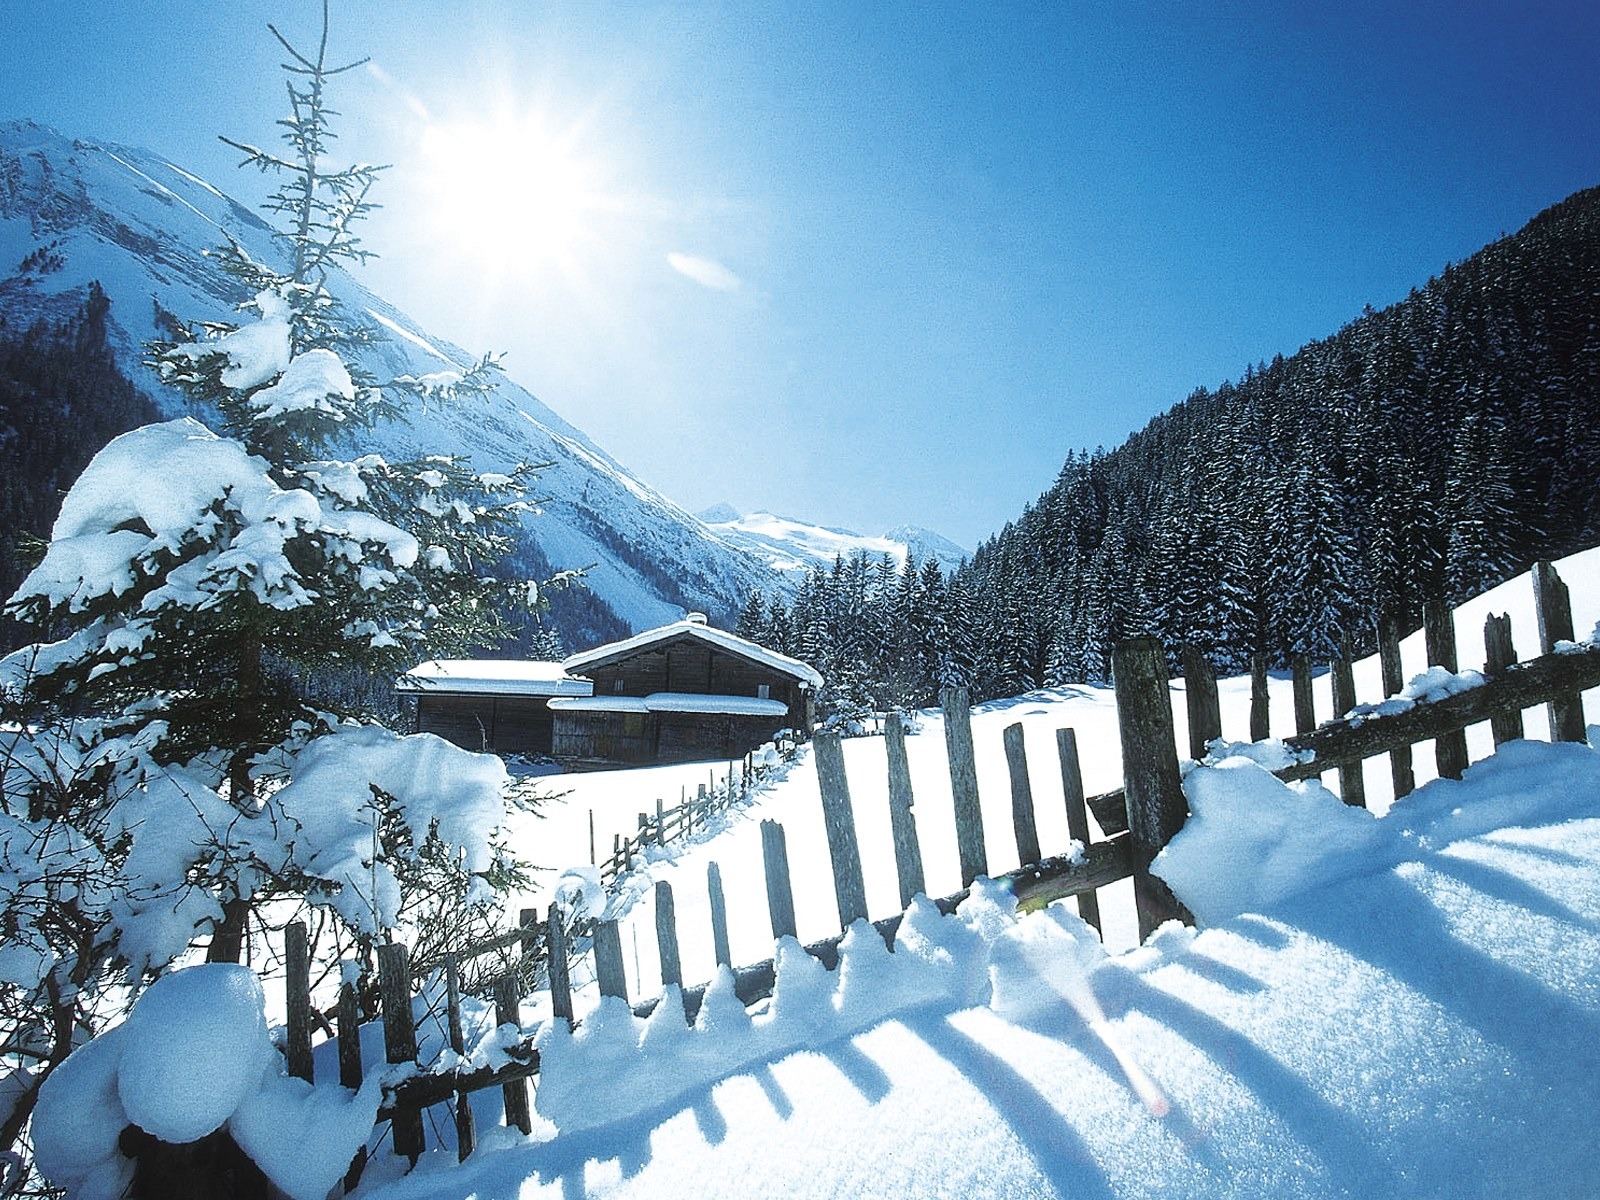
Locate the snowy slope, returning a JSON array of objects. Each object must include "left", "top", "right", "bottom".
[
  {"left": 0, "top": 119, "right": 779, "bottom": 638},
  {"left": 698, "top": 505, "right": 969, "bottom": 577}
]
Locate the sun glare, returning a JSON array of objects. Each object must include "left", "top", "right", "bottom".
[{"left": 416, "top": 109, "right": 610, "bottom": 283}]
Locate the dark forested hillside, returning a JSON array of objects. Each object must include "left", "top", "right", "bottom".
[
  {"left": 748, "top": 184, "right": 1600, "bottom": 714},
  {"left": 948, "top": 182, "right": 1600, "bottom": 692},
  {"left": 0, "top": 283, "right": 158, "bottom": 647}
]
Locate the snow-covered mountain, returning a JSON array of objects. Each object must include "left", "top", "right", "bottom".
[
  {"left": 0, "top": 119, "right": 781, "bottom": 643},
  {"left": 697, "top": 505, "right": 969, "bottom": 578}
]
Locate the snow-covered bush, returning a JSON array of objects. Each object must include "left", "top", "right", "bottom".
[{"left": 1, "top": 8, "right": 564, "bottom": 1191}]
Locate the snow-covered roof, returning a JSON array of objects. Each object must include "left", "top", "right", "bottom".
[
  {"left": 396, "top": 659, "right": 594, "bottom": 697},
  {"left": 548, "top": 693, "right": 790, "bottom": 717},
  {"left": 562, "top": 618, "right": 824, "bottom": 688}
]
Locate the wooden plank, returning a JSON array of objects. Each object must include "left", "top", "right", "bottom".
[
  {"left": 1181, "top": 646, "right": 1222, "bottom": 760},
  {"left": 655, "top": 879, "right": 683, "bottom": 990},
  {"left": 336, "top": 981, "right": 364, "bottom": 1090},
  {"left": 1331, "top": 640, "right": 1366, "bottom": 808},
  {"left": 761, "top": 819, "right": 799, "bottom": 939},
  {"left": 1112, "top": 637, "right": 1194, "bottom": 941},
  {"left": 1055, "top": 727, "right": 1101, "bottom": 936},
  {"left": 940, "top": 686, "right": 987, "bottom": 886},
  {"left": 494, "top": 975, "right": 532, "bottom": 1135},
  {"left": 444, "top": 955, "right": 476, "bottom": 1162},
  {"left": 1534, "top": 560, "right": 1586, "bottom": 742},
  {"left": 1277, "top": 645, "right": 1600, "bottom": 782},
  {"left": 546, "top": 909, "right": 573, "bottom": 1025},
  {"left": 1484, "top": 613, "right": 1524, "bottom": 746},
  {"left": 1249, "top": 652, "right": 1270, "bottom": 742},
  {"left": 813, "top": 731, "right": 870, "bottom": 927},
  {"left": 707, "top": 862, "right": 732, "bottom": 969},
  {"left": 1425, "top": 598, "right": 1470, "bottom": 780},
  {"left": 884, "top": 711, "right": 926, "bottom": 908},
  {"left": 1291, "top": 654, "right": 1315, "bottom": 735},
  {"left": 377, "top": 942, "right": 424, "bottom": 1161},
  {"left": 1002, "top": 722, "right": 1042, "bottom": 867},
  {"left": 284, "top": 920, "right": 313, "bottom": 1083},
  {"left": 593, "top": 919, "right": 628, "bottom": 1000},
  {"left": 1376, "top": 614, "right": 1416, "bottom": 799}
]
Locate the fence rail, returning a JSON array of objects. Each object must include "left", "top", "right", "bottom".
[{"left": 273, "top": 558, "right": 1594, "bottom": 1187}]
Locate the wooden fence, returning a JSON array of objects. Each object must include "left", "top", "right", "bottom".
[{"left": 283, "top": 559, "right": 1597, "bottom": 1182}]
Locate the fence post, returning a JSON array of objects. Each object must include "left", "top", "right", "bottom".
[
  {"left": 1331, "top": 638, "right": 1366, "bottom": 808},
  {"left": 546, "top": 909, "right": 573, "bottom": 1026},
  {"left": 285, "top": 920, "right": 313, "bottom": 1084},
  {"left": 761, "top": 819, "right": 799, "bottom": 940},
  {"left": 1002, "top": 723, "right": 1042, "bottom": 867},
  {"left": 1113, "top": 638, "right": 1193, "bottom": 942},
  {"left": 1375, "top": 614, "right": 1416, "bottom": 799},
  {"left": 1291, "top": 654, "right": 1315, "bottom": 735},
  {"left": 940, "top": 686, "right": 988, "bottom": 886},
  {"left": 1484, "top": 613, "right": 1524, "bottom": 746},
  {"left": 1424, "top": 599, "right": 1470, "bottom": 779},
  {"left": 1534, "top": 561, "right": 1586, "bottom": 743},
  {"left": 1181, "top": 647, "right": 1222, "bottom": 760},
  {"left": 493, "top": 975, "right": 532, "bottom": 1135},
  {"left": 589, "top": 809, "right": 596, "bottom": 866},
  {"left": 377, "top": 943, "right": 424, "bottom": 1162},
  {"left": 1055, "top": 728, "right": 1101, "bottom": 937},
  {"left": 884, "top": 712, "right": 927, "bottom": 908},
  {"left": 593, "top": 919, "right": 628, "bottom": 1000},
  {"left": 444, "top": 955, "right": 476, "bottom": 1162},
  {"left": 1249, "top": 652, "right": 1270, "bottom": 742},
  {"left": 518, "top": 906, "right": 539, "bottom": 975},
  {"left": 336, "top": 980, "right": 365, "bottom": 1191},
  {"left": 655, "top": 879, "right": 684, "bottom": 994},
  {"left": 707, "top": 862, "right": 732, "bottom": 969},
  {"left": 814, "top": 730, "right": 869, "bottom": 928}
]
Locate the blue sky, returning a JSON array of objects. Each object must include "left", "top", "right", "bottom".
[{"left": 4, "top": 1, "right": 1598, "bottom": 549}]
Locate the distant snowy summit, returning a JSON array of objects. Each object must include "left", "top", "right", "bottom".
[{"left": 698, "top": 505, "right": 969, "bottom": 578}]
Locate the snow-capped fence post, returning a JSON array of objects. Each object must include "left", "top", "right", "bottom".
[
  {"left": 1002, "top": 722, "right": 1042, "bottom": 868},
  {"left": 1249, "top": 653, "right": 1271, "bottom": 742},
  {"left": 1055, "top": 728, "right": 1102, "bottom": 937},
  {"left": 493, "top": 976, "right": 533, "bottom": 1135},
  {"left": 1181, "top": 647, "right": 1222, "bottom": 760},
  {"left": 655, "top": 880, "right": 685, "bottom": 1000},
  {"left": 1291, "top": 653, "right": 1316, "bottom": 735},
  {"left": 546, "top": 910, "right": 574, "bottom": 1026},
  {"left": 761, "top": 819, "right": 799, "bottom": 939},
  {"left": 444, "top": 955, "right": 477, "bottom": 1162},
  {"left": 1483, "top": 613, "right": 1524, "bottom": 745},
  {"left": 708, "top": 862, "right": 733, "bottom": 969},
  {"left": 1424, "top": 599, "right": 1470, "bottom": 780},
  {"left": 285, "top": 920, "right": 313, "bottom": 1083},
  {"left": 594, "top": 920, "right": 629, "bottom": 1000},
  {"left": 884, "top": 712, "right": 927, "bottom": 908},
  {"left": 1376, "top": 614, "right": 1416, "bottom": 799},
  {"left": 1533, "top": 561, "right": 1586, "bottom": 743},
  {"left": 378, "top": 942, "right": 425, "bottom": 1162},
  {"left": 1112, "top": 637, "right": 1194, "bottom": 942},
  {"left": 814, "top": 731, "right": 870, "bottom": 928},
  {"left": 940, "top": 686, "right": 988, "bottom": 887},
  {"left": 1331, "top": 639, "right": 1366, "bottom": 808}
]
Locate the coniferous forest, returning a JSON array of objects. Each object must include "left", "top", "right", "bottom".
[{"left": 748, "top": 183, "right": 1600, "bottom": 715}]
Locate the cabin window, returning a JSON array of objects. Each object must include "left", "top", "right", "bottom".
[
  {"left": 756, "top": 684, "right": 771, "bottom": 700},
  {"left": 613, "top": 679, "right": 625, "bottom": 693}
]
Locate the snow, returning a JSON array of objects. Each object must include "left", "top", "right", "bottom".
[
  {"left": 547, "top": 695, "right": 651, "bottom": 714},
  {"left": 546, "top": 692, "right": 790, "bottom": 717},
  {"left": 399, "top": 659, "right": 593, "bottom": 697},
  {"left": 563, "top": 619, "right": 825, "bottom": 690},
  {"left": 116, "top": 965, "right": 274, "bottom": 1143},
  {"left": 248, "top": 347, "right": 356, "bottom": 419},
  {"left": 229, "top": 1065, "right": 386, "bottom": 1200}
]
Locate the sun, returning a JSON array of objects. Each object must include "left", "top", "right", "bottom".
[{"left": 414, "top": 108, "right": 610, "bottom": 283}]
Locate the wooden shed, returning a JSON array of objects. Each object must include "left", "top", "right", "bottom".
[
  {"left": 550, "top": 613, "right": 822, "bottom": 769},
  {"left": 397, "top": 660, "right": 594, "bottom": 756}
]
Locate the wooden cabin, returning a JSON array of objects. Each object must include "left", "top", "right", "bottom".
[
  {"left": 397, "top": 660, "right": 594, "bottom": 756},
  {"left": 550, "top": 613, "right": 821, "bottom": 769}
]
